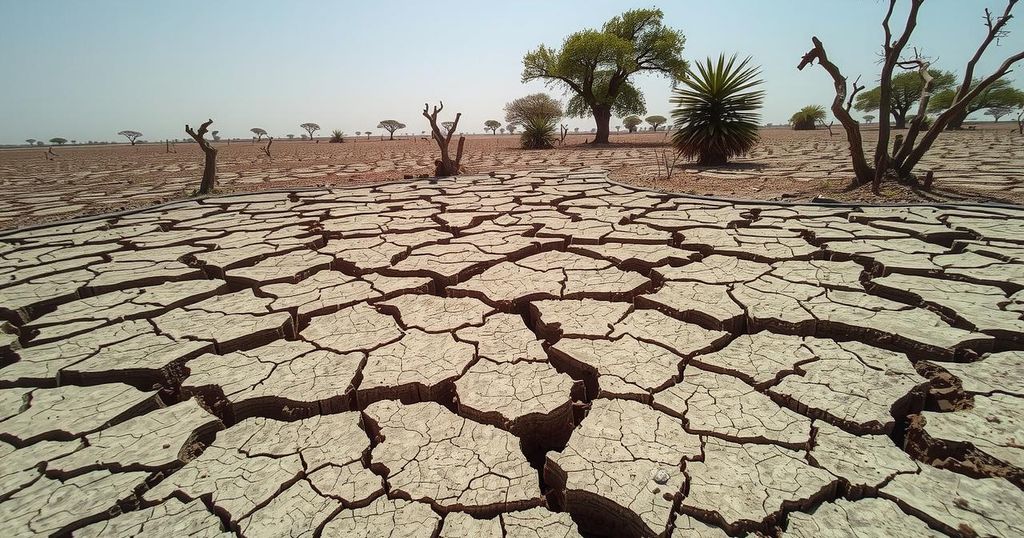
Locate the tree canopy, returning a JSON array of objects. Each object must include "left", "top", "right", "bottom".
[
  {"left": 118, "top": 130, "right": 143, "bottom": 145},
  {"left": 928, "top": 78, "right": 1024, "bottom": 118},
  {"left": 300, "top": 123, "right": 320, "bottom": 140},
  {"left": 645, "top": 115, "right": 667, "bottom": 130},
  {"left": 49, "top": 137, "right": 67, "bottom": 145},
  {"left": 521, "top": 8, "right": 686, "bottom": 143},
  {"left": 853, "top": 70, "right": 956, "bottom": 128},
  {"left": 377, "top": 120, "right": 406, "bottom": 140},
  {"left": 790, "top": 105, "right": 826, "bottom": 130},
  {"left": 250, "top": 127, "right": 268, "bottom": 141},
  {"left": 622, "top": 115, "right": 642, "bottom": 132},
  {"left": 504, "top": 93, "right": 562, "bottom": 126},
  {"left": 484, "top": 120, "right": 502, "bottom": 134}
]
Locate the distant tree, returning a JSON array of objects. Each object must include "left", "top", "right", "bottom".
[
  {"left": 211, "top": 130, "right": 221, "bottom": 141},
  {"left": 790, "top": 105, "right": 827, "bottom": 130},
  {"left": 615, "top": 125, "right": 621, "bottom": 133},
  {"left": 286, "top": 133, "right": 295, "bottom": 139},
  {"left": 622, "top": 115, "right": 642, "bottom": 132},
  {"left": 118, "top": 130, "right": 143, "bottom": 145},
  {"left": 300, "top": 123, "right": 320, "bottom": 141},
  {"left": 521, "top": 8, "right": 686, "bottom": 144},
  {"left": 35, "top": 141, "right": 44, "bottom": 146},
  {"left": 365, "top": 131, "right": 372, "bottom": 139},
  {"left": 25, "top": 139, "right": 36, "bottom": 145},
  {"left": 573, "top": 127, "right": 580, "bottom": 133},
  {"left": 928, "top": 78, "right": 1024, "bottom": 129},
  {"left": 441, "top": 121, "right": 455, "bottom": 135},
  {"left": 853, "top": 70, "right": 957, "bottom": 129},
  {"left": 376, "top": 120, "right": 406, "bottom": 140},
  {"left": 250, "top": 127, "right": 268, "bottom": 142},
  {"left": 300, "top": 134, "right": 308, "bottom": 140},
  {"left": 49, "top": 137, "right": 67, "bottom": 145},
  {"left": 506, "top": 124, "right": 518, "bottom": 134},
  {"left": 986, "top": 106, "right": 1014, "bottom": 121},
  {"left": 863, "top": 114, "right": 876, "bottom": 124},
  {"left": 330, "top": 129, "right": 346, "bottom": 143},
  {"left": 500, "top": 127, "right": 506, "bottom": 134},
  {"left": 645, "top": 115, "right": 667, "bottom": 131},
  {"left": 484, "top": 120, "right": 501, "bottom": 134}
]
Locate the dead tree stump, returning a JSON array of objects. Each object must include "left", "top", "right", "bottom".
[
  {"left": 422, "top": 102, "right": 465, "bottom": 177},
  {"left": 185, "top": 119, "right": 218, "bottom": 195}
]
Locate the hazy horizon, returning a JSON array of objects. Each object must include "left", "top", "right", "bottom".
[{"left": 2, "top": 0, "right": 1022, "bottom": 145}]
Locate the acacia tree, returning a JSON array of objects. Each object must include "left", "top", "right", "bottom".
[
  {"left": 484, "top": 120, "right": 501, "bottom": 134},
  {"left": 863, "top": 114, "right": 876, "bottom": 123},
  {"left": 118, "top": 130, "right": 143, "bottom": 145},
  {"left": 506, "top": 124, "right": 518, "bottom": 134},
  {"left": 250, "top": 127, "right": 267, "bottom": 142},
  {"left": 300, "top": 123, "right": 320, "bottom": 141},
  {"left": 49, "top": 138, "right": 67, "bottom": 145},
  {"left": 986, "top": 107, "right": 1014, "bottom": 121},
  {"left": 928, "top": 78, "right": 1024, "bottom": 128},
  {"left": 521, "top": 8, "right": 686, "bottom": 144},
  {"left": 622, "top": 115, "right": 642, "bottom": 132},
  {"left": 441, "top": 121, "right": 455, "bottom": 135},
  {"left": 645, "top": 115, "right": 667, "bottom": 131},
  {"left": 25, "top": 139, "right": 35, "bottom": 145},
  {"left": 377, "top": 120, "right": 406, "bottom": 140},
  {"left": 211, "top": 130, "right": 221, "bottom": 141},
  {"left": 853, "top": 70, "right": 956, "bottom": 128},
  {"left": 185, "top": 119, "right": 217, "bottom": 195},
  {"left": 798, "top": 0, "right": 1024, "bottom": 193}
]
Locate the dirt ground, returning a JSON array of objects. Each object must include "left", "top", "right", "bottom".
[{"left": 1, "top": 126, "right": 1022, "bottom": 229}]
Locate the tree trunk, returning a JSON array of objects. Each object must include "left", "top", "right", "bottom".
[
  {"left": 199, "top": 148, "right": 217, "bottom": 195},
  {"left": 389, "top": 131, "right": 394, "bottom": 140},
  {"left": 893, "top": 112, "right": 907, "bottom": 129},
  {"left": 592, "top": 106, "right": 611, "bottom": 144},
  {"left": 946, "top": 109, "right": 968, "bottom": 130}
]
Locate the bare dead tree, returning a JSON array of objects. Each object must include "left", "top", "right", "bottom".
[
  {"left": 798, "top": 0, "right": 1023, "bottom": 193},
  {"left": 260, "top": 137, "right": 273, "bottom": 161},
  {"left": 422, "top": 102, "right": 465, "bottom": 177},
  {"left": 185, "top": 119, "right": 218, "bottom": 195},
  {"left": 559, "top": 124, "right": 569, "bottom": 146}
]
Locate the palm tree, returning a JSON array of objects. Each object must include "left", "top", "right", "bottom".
[
  {"left": 671, "top": 54, "right": 764, "bottom": 165},
  {"left": 789, "top": 105, "right": 827, "bottom": 130}
]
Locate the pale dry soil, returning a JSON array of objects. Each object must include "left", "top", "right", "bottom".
[
  {"left": 1, "top": 170, "right": 1024, "bottom": 536},
  {"left": 1, "top": 126, "right": 1022, "bottom": 230}
]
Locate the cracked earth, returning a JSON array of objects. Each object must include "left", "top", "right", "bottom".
[{"left": 1, "top": 169, "right": 1024, "bottom": 536}]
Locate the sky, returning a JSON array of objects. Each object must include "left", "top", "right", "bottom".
[{"left": 1, "top": 0, "right": 1022, "bottom": 144}]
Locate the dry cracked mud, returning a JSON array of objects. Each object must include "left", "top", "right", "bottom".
[{"left": 1, "top": 169, "right": 1024, "bottom": 536}]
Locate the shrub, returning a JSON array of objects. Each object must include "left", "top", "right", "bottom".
[
  {"left": 671, "top": 54, "right": 765, "bottom": 165},
  {"left": 790, "top": 105, "right": 826, "bottom": 130},
  {"left": 519, "top": 115, "right": 558, "bottom": 149},
  {"left": 329, "top": 130, "right": 345, "bottom": 143}
]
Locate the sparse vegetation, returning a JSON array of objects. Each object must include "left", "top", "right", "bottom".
[
  {"left": 330, "top": 130, "right": 346, "bottom": 143},
  {"left": 671, "top": 54, "right": 764, "bottom": 165},
  {"left": 520, "top": 115, "right": 558, "bottom": 149}
]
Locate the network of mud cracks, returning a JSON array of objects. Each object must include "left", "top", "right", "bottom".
[{"left": 1, "top": 169, "right": 1024, "bottom": 537}]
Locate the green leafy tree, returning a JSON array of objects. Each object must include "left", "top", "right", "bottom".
[
  {"left": 484, "top": 120, "right": 501, "bottom": 134},
  {"left": 671, "top": 54, "right": 764, "bottom": 165},
  {"left": 250, "top": 127, "right": 267, "bottom": 141},
  {"left": 853, "top": 70, "right": 956, "bottom": 128},
  {"left": 928, "top": 78, "right": 1024, "bottom": 129},
  {"left": 789, "top": 105, "right": 827, "bottom": 130},
  {"left": 645, "top": 115, "right": 667, "bottom": 131},
  {"left": 504, "top": 94, "right": 562, "bottom": 126},
  {"left": 377, "top": 120, "right": 406, "bottom": 140},
  {"left": 49, "top": 137, "right": 67, "bottom": 145},
  {"left": 622, "top": 115, "right": 642, "bottom": 132},
  {"left": 521, "top": 8, "right": 686, "bottom": 144}
]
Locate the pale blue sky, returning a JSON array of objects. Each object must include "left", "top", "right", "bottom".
[{"left": 1, "top": 1, "right": 1021, "bottom": 143}]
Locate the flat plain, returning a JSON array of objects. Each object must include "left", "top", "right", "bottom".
[{"left": 2, "top": 126, "right": 1022, "bottom": 230}]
